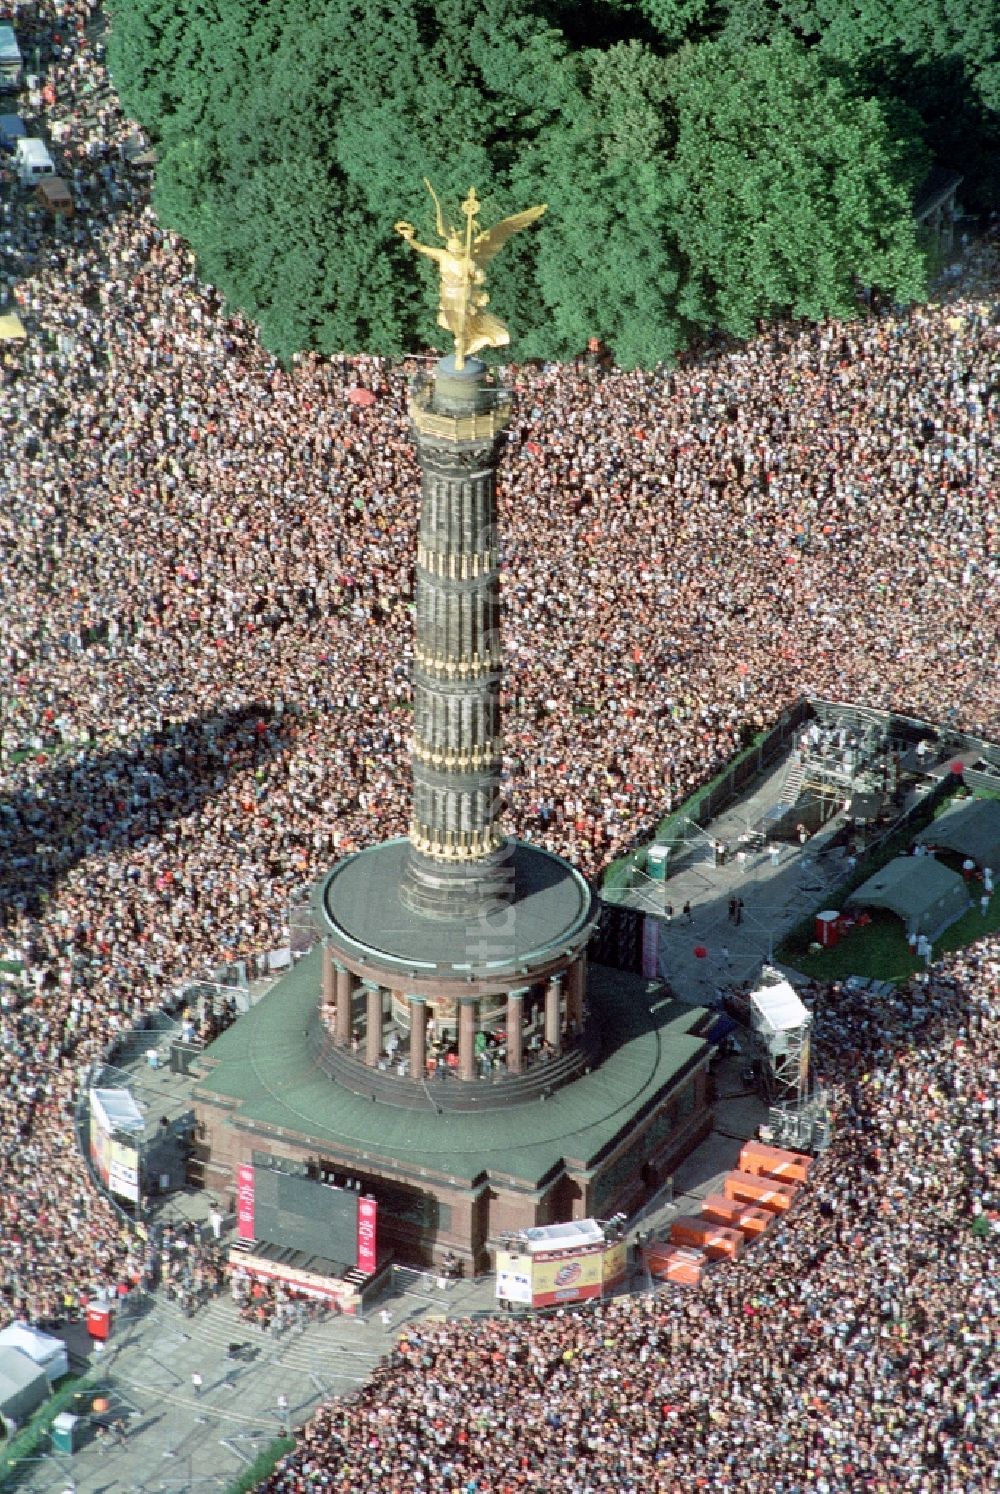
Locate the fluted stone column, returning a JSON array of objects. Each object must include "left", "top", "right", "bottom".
[
  {"left": 321, "top": 941, "right": 335, "bottom": 1006},
  {"left": 335, "top": 964, "right": 353, "bottom": 1048},
  {"left": 401, "top": 357, "right": 514, "bottom": 920},
  {"left": 545, "top": 974, "right": 563, "bottom": 1056},
  {"left": 364, "top": 982, "right": 382, "bottom": 1067},
  {"left": 506, "top": 987, "right": 526, "bottom": 1075},
  {"left": 459, "top": 998, "right": 477, "bottom": 1082},
  {"left": 409, "top": 995, "right": 428, "bottom": 1079},
  {"left": 567, "top": 955, "right": 586, "bottom": 1033}
]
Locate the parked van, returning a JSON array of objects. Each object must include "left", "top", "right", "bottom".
[
  {"left": 0, "top": 27, "right": 22, "bottom": 91},
  {"left": 14, "top": 137, "right": 55, "bottom": 186}
]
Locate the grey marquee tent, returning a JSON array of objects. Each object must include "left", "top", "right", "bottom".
[
  {"left": 916, "top": 798, "right": 1000, "bottom": 871},
  {"left": 849, "top": 856, "right": 970, "bottom": 940}
]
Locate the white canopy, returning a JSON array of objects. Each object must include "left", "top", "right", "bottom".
[
  {"left": 750, "top": 979, "right": 809, "bottom": 1036},
  {"left": 90, "top": 1087, "right": 144, "bottom": 1135},
  {"left": 0, "top": 1348, "right": 49, "bottom": 1425},
  {"left": 0, "top": 1325, "right": 68, "bottom": 1382},
  {"left": 520, "top": 1219, "right": 604, "bottom": 1254}
]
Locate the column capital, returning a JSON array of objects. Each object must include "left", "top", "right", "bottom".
[
  {"left": 406, "top": 993, "right": 427, "bottom": 1006},
  {"left": 507, "top": 985, "right": 530, "bottom": 1000}
]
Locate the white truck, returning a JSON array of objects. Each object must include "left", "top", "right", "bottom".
[{"left": 14, "top": 137, "right": 56, "bottom": 186}]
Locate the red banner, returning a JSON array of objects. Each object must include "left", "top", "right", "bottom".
[
  {"left": 356, "top": 1195, "right": 377, "bottom": 1274},
  {"left": 236, "top": 1164, "right": 255, "bottom": 1240}
]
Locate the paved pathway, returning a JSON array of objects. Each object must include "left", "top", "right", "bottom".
[
  {"left": 15, "top": 1271, "right": 491, "bottom": 1493},
  {"left": 618, "top": 755, "right": 857, "bottom": 1002}
]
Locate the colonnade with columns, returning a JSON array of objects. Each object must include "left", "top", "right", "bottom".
[{"left": 320, "top": 942, "right": 588, "bottom": 1083}]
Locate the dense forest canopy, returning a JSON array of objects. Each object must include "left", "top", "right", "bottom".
[{"left": 106, "top": 0, "right": 998, "bottom": 366}]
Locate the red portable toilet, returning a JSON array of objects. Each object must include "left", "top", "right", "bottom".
[
  {"left": 86, "top": 1302, "right": 112, "bottom": 1340},
  {"left": 814, "top": 911, "right": 840, "bottom": 947}
]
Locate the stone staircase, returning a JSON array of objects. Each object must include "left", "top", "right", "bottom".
[{"left": 152, "top": 1292, "right": 379, "bottom": 1379}]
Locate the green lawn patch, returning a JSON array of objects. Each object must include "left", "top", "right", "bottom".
[{"left": 781, "top": 891, "right": 1000, "bottom": 982}]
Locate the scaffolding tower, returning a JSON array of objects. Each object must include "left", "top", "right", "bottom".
[{"left": 748, "top": 971, "right": 812, "bottom": 1108}]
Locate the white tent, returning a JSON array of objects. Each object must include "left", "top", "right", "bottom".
[
  {"left": 90, "top": 1087, "right": 144, "bottom": 1135},
  {"left": 520, "top": 1219, "right": 605, "bottom": 1254},
  {"left": 750, "top": 979, "right": 809, "bottom": 1038},
  {"left": 0, "top": 1348, "right": 49, "bottom": 1430},
  {"left": 0, "top": 1325, "right": 69, "bottom": 1383}
]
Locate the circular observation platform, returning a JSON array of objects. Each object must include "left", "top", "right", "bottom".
[
  {"left": 308, "top": 838, "right": 600, "bottom": 1099},
  {"left": 311, "top": 838, "right": 597, "bottom": 993}
]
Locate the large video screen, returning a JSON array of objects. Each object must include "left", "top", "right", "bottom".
[{"left": 251, "top": 1168, "right": 360, "bottom": 1266}]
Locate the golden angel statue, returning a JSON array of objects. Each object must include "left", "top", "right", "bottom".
[{"left": 395, "top": 181, "right": 546, "bottom": 368}]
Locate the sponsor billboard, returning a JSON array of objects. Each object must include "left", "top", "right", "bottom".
[
  {"left": 89, "top": 1119, "right": 112, "bottom": 1188},
  {"left": 601, "top": 1240, "right": 628, "bottom": 1286},
  {"left": 496, "top": 1221, "right": 630, "bottom": 1308},
  {"left": 356, "top": 1195, "right": 378, "bottom": 1274},
  {"left": 530, "top": 1247, "right": 604, "bottom": 1307},
  {"left": 236, "top": 1164, "right": 255, "bottom": 1240},
  {"left": 108, "top": 1139, "right": 140, "bottom": 1203},
  {"left": 495, "top": 1251, "right": 532, "bottom": 1304},
  {"left": 88, "top": 1094, "right": 140, "bottom": 1202}
]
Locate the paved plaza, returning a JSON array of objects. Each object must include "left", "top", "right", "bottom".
[{"left": 619, "top": 755, "right": 863, "bottom": 1002}]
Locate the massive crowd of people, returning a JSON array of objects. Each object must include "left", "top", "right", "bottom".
[
  {"left": 0, "top": 2, "right": 997, "bottom": 1489},
  {"left": 262, "top": 946, "right": 999, "bottom": 1494}
]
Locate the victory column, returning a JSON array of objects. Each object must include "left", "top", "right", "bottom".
[{"left": 192, "top": 184, "right": 713, "bottom": 1271}]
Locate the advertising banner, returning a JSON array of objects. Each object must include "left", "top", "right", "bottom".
[
  {"left": 601, "top": 1240, "right": 628, "bottom": 1287},
  {"left": 89, "top": 1118, "right": 112, "bottom": 1189},
  {"left": 495, "top": 1251, "right": 532, "bottom": 1305},
  {"left": 356, "top": 1194, "right": 378, "bottom": 1274},
  {"left": 531, "top": 1247, "right": 603, "bottom": 1307},
  {"left": 233, "top": 1251, "right": 357, "bottom": 1306},
  {"left": 108, "top": 1139, "right": 140, "bottom": 1202},
  {"left": 236, "top": 1164, "right": 255, "bottom": 1240},
  {"left": 798, "top": 1031, "right": 811, "bottom": 1093}
]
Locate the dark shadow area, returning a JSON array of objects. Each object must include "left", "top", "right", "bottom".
[
  {"left": 0, "top": 705, "right": 291, "bottom": 927},
  {"left": 531, "top": 0, "right": 664, "bottom": 50},
  {"left": 849, "top": 49, "right": 1000, "bottom": 214}
]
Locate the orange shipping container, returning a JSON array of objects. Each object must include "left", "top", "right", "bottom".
[
  {"left": 700, "top": 1194, "right": 774, "bottom": 1238},
  {"left": 668, "top": 1217, "right": 744, "bottom": 1261},
  {"left": 739, "top": 1140, "right": 813, "bottom": 1186},
  {"left": 646, "top": 1245, "right": 706, "bottom": 1286},
  {"left": 732, "top": 1205, "right": 772, "bottom": 1238},
  {"left": 723, "top": 1169, "right": 798, "bottom": 1213}
]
